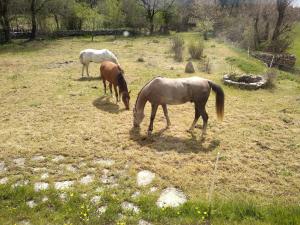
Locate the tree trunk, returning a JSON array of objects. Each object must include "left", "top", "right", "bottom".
[
  {"left": 253, "top": 14, "right": 260, "bottom": 49},
  {"left": 0, "top": 0, "right": 11, "bottom": 43},
  {"left": 30, "top": 0, "right": 37, "bottom": 40},
  {"left": 272, "top": 0, "right": 288, "bottom": 41},
  {"left": 54, "top": 14, "right": 59, "bottom": 30}
]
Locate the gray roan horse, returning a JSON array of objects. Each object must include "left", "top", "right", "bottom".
[{"left": 133, "top": 76, "right": 224, "bottom": 136}]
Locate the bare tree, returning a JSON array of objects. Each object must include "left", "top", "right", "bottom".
[
  {"left": 29, "top": 0, "right": 51, "bottom": 40},
  {"left": 139, "top": 0, "right": 175, "bottom": 34},
  {"left": 272, "top": 0, "right": 293, "bottom": 41}
]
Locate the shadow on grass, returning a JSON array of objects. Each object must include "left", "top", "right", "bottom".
[
  {"left": 75, "top": 76, "right": 101, "bottom": 81},
  {"left": 129, "top": 127, "right": 220, "bottom": 153},
  {"left": 93, "top": 96, "right": 126, "bottom": 114}
]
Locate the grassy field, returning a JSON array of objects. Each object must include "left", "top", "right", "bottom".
[
  {"left": 290, "top": 23, "right": 300, "bottom": 68},
  {"left": 0, "top": 33, "right": 299, "bottom": 225}
]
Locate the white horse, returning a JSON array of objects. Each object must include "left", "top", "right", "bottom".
[{"left": 79, "top": 49, "right": 119, "bottom": 77}]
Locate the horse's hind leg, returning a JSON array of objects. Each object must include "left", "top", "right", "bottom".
[
  {"left": 162, "top": 104, "right": 171, "bottom": 128},
  {"left": 200, "top": 108, "right": 208, "bottom": 136},
  {"left": 148, "top": 104, "right": 158, "bottom": 136},
  {"left": 86, "top": 63, "right": 90, "bottom": 76},
  {"left": 188, "top": 103, "right": 201, "bottom": 132}
]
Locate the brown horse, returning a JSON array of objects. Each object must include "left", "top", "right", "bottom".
[
  {"left": 100, "top": 61, "right": 130, "bottom": 110},
  {"left": 133, "top": 76, "right": 224, "bottom": 136}
]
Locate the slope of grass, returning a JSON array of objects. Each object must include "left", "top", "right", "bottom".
[{"left": 1, "top": 184, "right": 299, "bottom": 225}]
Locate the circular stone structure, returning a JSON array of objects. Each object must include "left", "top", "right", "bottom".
[{"left": 223, "top": 74, "right": 267, "bottom": 90}]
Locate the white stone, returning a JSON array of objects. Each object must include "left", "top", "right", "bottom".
[
  {"left": 52, "top": 155, "right": 65, "bottom": 163},
  {"left": 137, "top": 170, "right": 155, "bottom": 186},
  {"left": 101, "top": 174, "right": 116, "bottom": 184},
  {"left": 0, "top": 161, "right": 7, "bottom": 172},
  {"left": 139, "top": 219, "right": 152, "bottom": 225},
  {"left": 90, "top": 195, "right": 101, "bottom": 204},
  {"left": 42, "top": 196, "right": 49, "bottom": 202},
  {"left": 97, "top": 206, "right": 107, "bottom": 215},
  {"left": 32, "top": 156, "right": 45, "bottom": 161},
  {"left": 0, "top": 177, "right": 8, "bottom": 184},
  {"left": 131, "top": 191, "right": 141, "bottom": 198},
  {"left": 121, "top": 201, "right": 140, "bottom": 213},
  {"left": 40, "top": 173, "right": 49, "bottom": 180},
  {"left": 32, "top": 167, "right": 46, "bottom": 172},
  {"left": 95, "top": 187, "right": 105, "bottom": 193},
  {"left": 65, "top": 164, "right": 77, "bottom": 173},
  {"left": 94, "top": 158, "right": 115, "bottom": 167},
  {"left": 12, "top": 180, "right": 29, "bottom": 188},
  {"left": 19, "top": 220, "right": 31, "bottom": 225},
  {"left": 80, "top": 175, "right": 94, "bottom": 185},
  {"left": 59, "top": 193, "right": 67, "bottom": 201},
  {"left": 26, "top": 200, "right": 37, "bottom": 208},
  {"left": 80, "top": 193, "right": 88, "bottom": 199},
  {"left": 13, "top": 158, "right": 25, "bottom": 167},
  {"left": 156, "top": 187, "right": 187, "bottom": 208},
  {"left": 54, "top": 181, "right": 74, "bottom": 190},
  {"left": 34, "top": 182, "right": 49, "bottom": 192},
  {"left": 149, "top": 187, "right": 158, "bottom": 193}
]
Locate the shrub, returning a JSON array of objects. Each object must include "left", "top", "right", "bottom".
[
  {"left": 171, "top": 35, "right": 184, "bottom": 62},
  {"left": 188, "top": 41, "right": 204, "bottom": 59},
  {"left": 264, "top": 69, "right": 277, "bottom": 88}
]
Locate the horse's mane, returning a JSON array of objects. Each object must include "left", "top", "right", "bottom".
[
  {"left": 117, "top": 72, "right": 128, "bottom": 93},
  {"left": 134, "top": 76, "right": 161, "bottom": 110}
]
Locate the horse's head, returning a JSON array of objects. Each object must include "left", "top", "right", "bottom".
[
  {"left": 133, "top": 105, "right": 144, "bottom": 127},
  {"left": 122, "top": 90, "right": 131, "bottom": 110}
]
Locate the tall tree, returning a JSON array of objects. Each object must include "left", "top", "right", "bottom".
[{"left": 0, "top": 0, "right": 11, "bottom": 43}]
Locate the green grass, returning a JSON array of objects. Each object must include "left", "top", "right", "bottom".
[
  {"left": 290, "top": 23, "right": 300, "bottom": 68},
  {"left": 1, "top": 184, "right": 299, "bottom": 225},
  {"left": 225, "top": 56, "right": 266, "bottom": 74}
]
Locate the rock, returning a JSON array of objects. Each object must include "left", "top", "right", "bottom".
[
  {"left": 32, "top": 155, "right": 45, "bottom": 161},
  {"left": 32, "top": 167, "right": 46, "bottom": 172},
  {"left": 137, "top": 57, "right": 145, "bottom": 62},
  {"left": 131, "top": 191, "right": 141, "bottom": 198},
  {"left": 40, "top": 173, "right": 49, "bottom": 180},
  {"left": 90, "top": 195, "right": 101, "bottom": 204},
  {"left": 59, "top": 193, "right": 67, "bottom": 201},
  {"left": 13, "top": 158, "right": 25, "bottom": 167},
  {"left": 139, "top": 219, "right": 152, "bottom": 225},
  {"left": 52, "top": 155, "right": 65, "bottom": 163},
  {"left": 34, "top": 182, "right": 49, "bottom": 192},
  {"left": 0, "top": 161, "right": 7, "bottom": 172},
  {"left": 185, "top": 61, "right": 195, "bottom": 73},
  {"left": 101, "top": 174, "right": 117, "bottom": 185},
  {"left": 80, "top": 175, "right": 94, "bottom": 185},
  {"left": 26, "top": 200, "right": 37, "bottom": 208},
  {"left": 137, "top": 170, "right": 155, "bottom": 187},
  {"left": 121, "top": 201, "right": 140, "bottom": 213},
  {"left": 54, "top": 181, "right": 74, "bottom": 190},
  {"left": 42, "top": 196, "right": 48, "bottom": 202},
  {"left": 0, "top": 177, "right": 8, "bottom": 184},
  {"left": 12, "top": 180, "right": 29, "bottom": 188},
  {"left": 156, "top": 187, "right": 187, "bottom": 208},
  {"left": 149, "top": 187, "right": 158, "bottom": 193},
  {"left": 223, "top": 74, "right": 267, "bottom": 90},
  {"left": 94, "top": 158, "right": 115, "bottom": 167},
  {"left": 97, "top": 206, "right": 107, "bottom": 215}
]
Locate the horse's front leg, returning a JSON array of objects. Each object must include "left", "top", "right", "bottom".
[
  {"left": 82, "top": 64, "right": 85, "bottom": 77},
  {"left": 86, "top": 63, "right": 90, "bottom": 77},
  {"left": 162, "top": 104, "right": 171, "bottom": 128},
  {"left": 188, "top": 103, "right": 201, "bottom": 132},
  {"left": 113, "top": 85, "right": 119, "bottom": 102},
  {"left": 148, "top": 104, "right": 158, "bottom": 136},
  {"left": 109, "top": 83, "right": 113, "bottom": 95}
]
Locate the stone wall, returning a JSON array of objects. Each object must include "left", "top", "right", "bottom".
[{"left": 251, "top": 52, "right": 296, "bottom": 69}]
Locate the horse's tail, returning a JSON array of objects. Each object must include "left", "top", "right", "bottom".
[
  {"left": 117, "top": 72, "right": 127, "bottom": 91},
  {"left": 208, "top": 81, "right": 224, "bottom": 121},
  {"left": 117, "top": 65, "right": 124, "bottom": 74}
]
